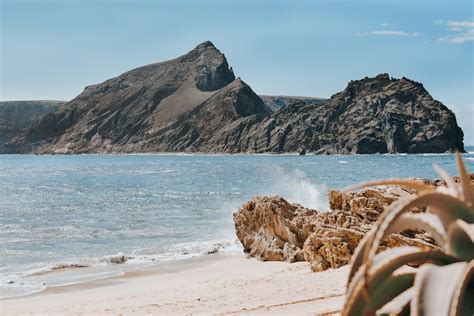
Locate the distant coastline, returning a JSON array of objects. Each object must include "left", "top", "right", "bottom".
[{"left": 2, "top": 150, "right": 472, "bottom": 156}]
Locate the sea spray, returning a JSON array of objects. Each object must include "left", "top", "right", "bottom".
[{"left": 267, "top": 167, "right": 328, "bottom": 210}]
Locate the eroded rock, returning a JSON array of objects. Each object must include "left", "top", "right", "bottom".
[
  {"left": 233, "top": 196, "right": 319, "bottom": 262},
  {"left": 234, "top": 185, "right": 439, "bottom": 272}
]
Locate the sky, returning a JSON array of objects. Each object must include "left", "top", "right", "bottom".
[{"left": 1, "top": 0, "right": 473, "bottom": 144}]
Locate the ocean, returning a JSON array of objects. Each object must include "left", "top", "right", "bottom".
[{"left": 1, "top": 149, "right": 474, "bottom": 298}]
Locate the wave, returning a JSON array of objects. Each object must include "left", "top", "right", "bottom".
[
  {"left": 0, "top": 239, "right": 241, "bottom": 299},
  {"left": 268, "top": 167, "right": 327, "bottom": 210},
  {"left": 99, "top": 253, "right": 134, "bottom": 264},
  {"left": 28, "top": 262, "right": 91, "bottom": 276},
  {"left": 0, "top": 275, "right": 45, "bottom": 299},
  {"left": 24, "top": 239, "right": 238, "bottom": 276}
]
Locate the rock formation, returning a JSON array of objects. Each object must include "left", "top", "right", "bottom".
[
  {"left": 259, "top": 95, "right": 326, "bottom": 112},
  {"left": 233, "top": 184, "right": 443, "bottom": 272},
  {"left": 233, "top": 196, "right": 320, "bottom": 262},
  {"left": 4, "top": 41, "right": 271, "bottom": 154},
  {"left": 0, "top": 101, "right": 65, "bottom": 148},
  {"left": 310, "top": 74, "right": 465, "bottom": 154},
  {"left": 223, "top": 74, "right": 464, "bottom": 154},
  {"left": 3, "top": 42, "right": 465, "bottom": 154}
]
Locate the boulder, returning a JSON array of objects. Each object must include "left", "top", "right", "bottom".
[
  {"left": 234, "top": 185, "right": 439, "bottom": 272},
  {"left": 233, "top": 196, "right": 319, "bottom": 262}
]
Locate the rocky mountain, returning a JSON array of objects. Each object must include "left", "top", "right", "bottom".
[
  {"left": 0, "top": 101, "right": 65, "bottom": 145},
  {"left": 259, "top": 95, "right": 326, "bottom": 112},
  {"left": 3, "top": 42, "right": 465, "bottom": 154},
  {"left": 5, "top": 41, "right": 270, "bottom": 154},
  {"left": 229, "top": 74, "right": 465, "bottom": 154}
]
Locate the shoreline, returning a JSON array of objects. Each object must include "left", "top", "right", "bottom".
[
  {"left": 1, "top": 243, "right": 244, "bottom": 300},
  {"left": 1, "top": 252, "right": 233, "bottom": 300},
  {"left": 1, "top": 151, "right": 469, "bottom": 157},
  {"left": 2, "top": 254, "right": 348, "bottom": 315}
]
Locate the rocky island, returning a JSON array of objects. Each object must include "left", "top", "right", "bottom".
[{"left": 1, "top": 41, "right": 465, "bottom": 154}]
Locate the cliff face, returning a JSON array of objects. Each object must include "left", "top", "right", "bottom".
[
  {"left": 313, "top": 74, "right": 465, "bottom": 154},
  {"left": 0, "top": 101, "right": 65, "bottom": 147},
  {"left": 259, "top": 95, "right": 326, "bottom": 112},
  {"left": 3, "top": 42, "right": 464, "bottom": 154},
  {"left": 214, "top": 74, "right": 465, "bottom": 154}
]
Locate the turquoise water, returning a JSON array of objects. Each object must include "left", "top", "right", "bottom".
[{"left": 1, "top": 150, "right": 473, "bottom": 298}]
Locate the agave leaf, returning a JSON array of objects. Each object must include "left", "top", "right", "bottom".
[
  {"left": 447, "top": 220, "right": 474, "bottom": 260},
  {"left": 347, "top": 271, "right": 415, "bottom": 316},
  {"left": 363, "top": 192, "right": 474, "bottom": 278},
  {"left": 410, "top": 262, "right": 469, "bottom": 316},
  {"left": 348, "top": 212, "right": 447, "bottom": 286},
  {"left": 344, "top": 155, "right": 474, "bottom": 316},
  {"left": 449, "top": 260, "right": 474, "bottom": 316},
  {"left": 456, "top": 152, "right": 474, "bottom": 205},
  {"left": 363, "top": 272, "right": 415, "bottom": 315},
  {"left": 433, "top": 163, "right": 459, "bottom": 196},
  {"left": 347, "top": 228, "right": 375, "bottom": 285},
  {"left": 425, "top": 193, "right": 474, "bottom": 226},
  {"left": 343, "top": 179, "right": 432, "bottom": 193},
  {"left": 376, "top": 287, "right": 414, "bottom": 316},
  {"left": 385, "top": 213, "right": 447, "bottom": 248},
  {"left": 344, "top": 247, "right": 458, "bottom": 316}
]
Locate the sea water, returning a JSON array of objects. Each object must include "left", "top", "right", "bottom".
[{"left": 1, "top": 149, "right": 474, "bottom": 298}]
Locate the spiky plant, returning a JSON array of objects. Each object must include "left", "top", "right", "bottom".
[{"left": 343, "top": 153, "right": 474, "bottom": 316}]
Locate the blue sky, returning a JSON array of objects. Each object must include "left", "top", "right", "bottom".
[{"left": 1, "top": 0, "right": 473, "bottom": 144}]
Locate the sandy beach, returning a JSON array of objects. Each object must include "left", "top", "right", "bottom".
[{"left": 2, "top": 254, "right": 348, "bottom": 315}]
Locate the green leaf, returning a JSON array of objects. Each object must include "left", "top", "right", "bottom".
[
  {"left": 449, "top": 260, "right": 474, "bottom": 316},
  {"left": 376, "top": 287, "right": 413, "bottom": 315},
  {"left": 447, "top": 220, "right": 474, "bottom": 261}
]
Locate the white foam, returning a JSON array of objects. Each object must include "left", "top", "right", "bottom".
[
  {"left": 100, "top": 253, "right": 133, "bottom": 264},
  {"left": 269, "top": 168, "right": 327, "bottom": 210},
  {"left": 27, "top": 262, "right": 91, "bottom": 276},
  {"left": 0, "top": 277, "right": 45, "bottom": 299},
  {"left": 0, "top": 238, "right": 241, "bottom": 299}
]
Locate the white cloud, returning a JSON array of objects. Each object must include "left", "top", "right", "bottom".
[
  {"left": 357, "top": 30, "right": 419, "bottom": 37},
  {"left": 439, "top": 31, "right": 474, "bottom": 44},
  {"left": 437, "top": 19, "right": 474, "bottom": 44},
  {"left": 446, "top": 20, "right": 474, "bottom": 29}
]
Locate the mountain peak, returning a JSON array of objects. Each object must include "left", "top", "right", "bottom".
[
  {"left": 183, "top": 42, "right": 235, "bottom": 91},
  {"left": 194, "top": 40, "right": 216, "bottom": 50},
  {"left": 185, "top": 41, "right": 221, "bottom": 58}
]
